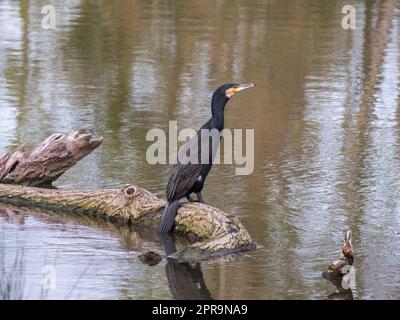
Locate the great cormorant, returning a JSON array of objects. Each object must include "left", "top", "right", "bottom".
[{"left": 158, "top": 83, "right": 255, "bottom": 233}]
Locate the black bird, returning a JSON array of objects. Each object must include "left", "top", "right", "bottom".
[{"left": 158, "top": 83, "right": 255, "bottom": 233}]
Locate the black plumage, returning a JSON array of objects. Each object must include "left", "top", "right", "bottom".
[{"left": 158, "top": 83, "right": 255, "bottom": 233}]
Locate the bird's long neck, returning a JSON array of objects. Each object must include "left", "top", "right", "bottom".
[{"left": 210, "top": 95, "right": 228, "bottom": 131}]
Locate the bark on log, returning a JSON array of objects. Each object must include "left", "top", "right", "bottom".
[
  {"left": 0, "top": 130, "right": 103, "bottom": 187},
  {"left": 0, "top": 183, "right": 255, "bottom": 261}
]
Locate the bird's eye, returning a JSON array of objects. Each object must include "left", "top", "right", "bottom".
[{"left": 226, "top": 88, "right": 237, "bottom": 97}]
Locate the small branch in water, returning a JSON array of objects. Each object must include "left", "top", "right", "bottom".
[
  {"left": 327, "top": 230, "right": 354, "bottom": 276},
  {"left": 322, "top": 230, "right": 355, "bottom": 300}
]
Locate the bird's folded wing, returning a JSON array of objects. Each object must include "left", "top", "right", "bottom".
[
  {"left": 166, "top": 162, "right": 202, "bottom": 201},
  {"left": 166, "top": 132, "right": 217, "bottom": 201}
]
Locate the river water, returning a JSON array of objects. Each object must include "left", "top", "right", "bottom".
[{"left": 1, "top": 0, "right": 400, "bottom": 299}]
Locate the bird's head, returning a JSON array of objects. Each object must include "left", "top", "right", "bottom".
[
  {"left": 224, "top": 83, "right": 256, "bottom": 98},
  {"left": 211, "top": 83, "right": 255, "bottom": 112}
]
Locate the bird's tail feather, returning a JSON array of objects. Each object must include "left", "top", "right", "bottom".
[{"left": 158, "top": 201, "right": 179, "bottom": 233}]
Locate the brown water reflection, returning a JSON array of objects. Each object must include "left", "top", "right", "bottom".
[{"left": 1, "top": 0, "right": 400, "bottom": 299}]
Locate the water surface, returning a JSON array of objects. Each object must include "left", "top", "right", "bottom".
[{"left": 1, "top": 0, "right": 400, "bottom": 299}]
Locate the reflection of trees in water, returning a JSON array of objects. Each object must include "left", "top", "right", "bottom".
[
  {"left": 2, "top": 0, "right": 399, "bottom": 299},
  {"left": 339, "top": 0, "right": 398, "bottom": 295},
  {"left": 160, "top": 233, "right": 212, "bottom": 300},
  {"left": 0, "top": 209, "right": 47, "bottom": 299},
  {"left": 0, "top": 228, "right": 25, "bottom": 300},
  {"left": 1, "top": 203, "right": 210, "bottom": 299},
  {"left": 0, "top": 205, "right": 101, "bottom": 299}
]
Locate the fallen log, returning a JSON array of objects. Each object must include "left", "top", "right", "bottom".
[
  {"left": 0, "top": 184, "right": 254, "bottom": 261},
  {"left": 0, "top": 131, "right": 255, "bottom": 261}
]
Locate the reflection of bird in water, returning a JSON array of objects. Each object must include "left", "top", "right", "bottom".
[
  {"left": 158, "top": 83, "right": 255, "bottom": 233},
  {"left": 160, "top": 233, "right": 213, "bottom": 300}
]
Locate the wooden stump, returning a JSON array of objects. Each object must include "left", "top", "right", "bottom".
[{"left": 0, "top": 130, "right": 103, "bottom": 187}]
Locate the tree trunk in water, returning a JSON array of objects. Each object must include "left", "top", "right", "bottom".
[
  {"left": 0, "top": 183, "right": 255, "bottom": 261},
  {"left": 0, "top": 131, "right": 255, "bottom": 261}
]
